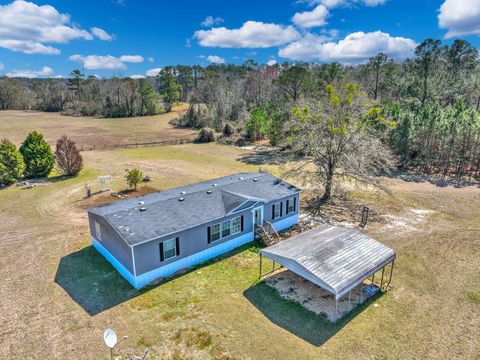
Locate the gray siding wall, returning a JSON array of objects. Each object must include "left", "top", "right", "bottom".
[
  {"left": 264, "top": 193, "right": 300, "bottom": 225},
  {"left": 88, "top": 212, "right": 134, "bottom": 274},
  {"left": 133, "top": 208, "right": 254, "bottom": 275}
]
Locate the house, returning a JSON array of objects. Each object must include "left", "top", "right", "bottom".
[{"left": 87, "top": 172, "right": 300, "bottom": 289}]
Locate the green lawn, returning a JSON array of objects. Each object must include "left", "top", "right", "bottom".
[{"left": 0, "top": 142, "right": 479, "bottom": 359}]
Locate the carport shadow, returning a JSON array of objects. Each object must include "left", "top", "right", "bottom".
[
  {"left": 55, "top": 243, "right": 255, "bottom": 316},
  {"left": 243, "top": 281, "right": 382, "bottom": 346}
]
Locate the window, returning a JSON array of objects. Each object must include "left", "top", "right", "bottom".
[
  {"left": 94, "top": 221, "right": 101, "bottom": 241},
  {"left": 222, "top": 220, "right": 231, "bottom": 238},
  {"left": 163, "top": 238, "right": 177, "bottom": 260},
  {"left": 211, "top": 224, "right": 221, "bottom": 242},
  {"left": 273, "top": 203, "right": 281, "bottom": 219},
  {"left": 209, "top": 216, "right": 243, "bottom": 244},
  {"left": 287, "top": 198, "right": 295, "bottom": 214},
  {"left": 232, "top": 216, "right": 241, "bottom": 234}
]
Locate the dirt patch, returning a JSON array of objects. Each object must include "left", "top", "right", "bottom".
[
  {"left": 265, "top": 270, "right": 370, "bottom": 322},
  {"left": 76, "top": 185, "right": 159, "bottom": 209}
]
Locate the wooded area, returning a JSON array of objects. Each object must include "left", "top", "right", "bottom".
[{"left": 1, "top": 38, "right": 479, "bottom": 179}]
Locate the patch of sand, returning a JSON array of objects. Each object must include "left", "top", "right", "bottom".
[{"left": 265, "top": 270, "right": 369, "bottom": 322}]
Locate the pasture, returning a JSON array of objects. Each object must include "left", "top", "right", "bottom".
[{"left": 0, "top": 112, "right": 479, "bottom": 359}]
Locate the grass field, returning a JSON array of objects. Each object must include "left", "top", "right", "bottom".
[
  {"left": 0, "top": 104, "right": 196, "bottom": 149},
  {"left": 0, "top": 120, "right": 479, "bottom": 358}
]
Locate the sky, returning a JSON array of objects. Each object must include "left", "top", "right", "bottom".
[{"left": 0, "top": 0, "right": 479, "bottom": 78}]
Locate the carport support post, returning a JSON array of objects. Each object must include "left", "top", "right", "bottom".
[
  {"left": 334, "top": 298, "right": 339, "bottom": 322},
  {"left": 380, "top": 266, "right": 385, "bottom": 290},
  {"left": 259, "top": 254, "right": 263, "bottom": 278},
  {"left": 348, "top": 291, "right": 352, "bottom": 312}
]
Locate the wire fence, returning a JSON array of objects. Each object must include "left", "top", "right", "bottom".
[{"left": 79, "top": 138, "right": 194, "bottom": 152}]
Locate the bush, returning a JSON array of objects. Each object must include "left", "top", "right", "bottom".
[
  {"left": 19, "top": 131, "right": 54, "bottom": 179},
  {"left": 194, "top": 128, "right": 216, "bottom": 143},
  {"left": 0, "top": 138, "right": 25, "bottom": 186},
  {"left": 55, "top": 135, "right": 83, "bottom": 176},
  {"left": 222, "top": 122, "right": 234, "bottom": 137},
  {"left": 125, "top": 168, "right": 143, "bottom": 190},
  {"left": 245, "top": 107, "right": 268, "bottom": 141}
]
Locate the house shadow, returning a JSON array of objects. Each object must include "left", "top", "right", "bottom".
[
  {"left": 55, "top": 243, "right": 256, "bottom": 316},
  {"left": 243, "top": 281, "right": 383, "bottom": 346}
]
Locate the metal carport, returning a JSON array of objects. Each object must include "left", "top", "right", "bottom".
[{"left": 259, "top": 224, "right": 396, "bottom": 322}]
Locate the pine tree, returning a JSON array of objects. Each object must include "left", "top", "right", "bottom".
[
  {"left": 0, "top": 138, "right": 25, "bottom": 186},
  {"left": 19, "top": 131, "right": 54, "bottom": 178}
]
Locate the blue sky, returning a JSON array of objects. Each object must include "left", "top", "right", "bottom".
[{"left": 0, "top": 0, "right": 479, "bottom": 78}]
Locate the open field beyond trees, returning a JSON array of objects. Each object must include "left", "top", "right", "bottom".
[
  {"left": 0, "top": 118, "right": 479, "bottom": 358},
  {"left": 0, "top": 104, "right": 196, "bottom": 150}
]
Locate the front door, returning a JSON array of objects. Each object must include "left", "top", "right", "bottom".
[{"left": 253, "top": 206, "right": 263, "bottom": 226}]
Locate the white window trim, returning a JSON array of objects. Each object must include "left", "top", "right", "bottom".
[
  {"left": 231, "top": 216, "right": 242, "bottom": 235},
  {"left": 94, "top": 221, "right": 102, "bottom": 241},
  {"left": 287, "top": 198, "right": 295, "bottom": 215},
  {"left": 222, "top": 219, "right": 231, "bottom": 238},
  {"left": 211, "top": 224, "right": 221, "bottom": 242},
  {"left": 163, "top": 238, "right": 177, "bottom": 260},
  {"left": 273, "top": 203, "right": 281, "bottom": 219},
  {"left": 211, "top": 216, "right": 243, "bottom": 243}
]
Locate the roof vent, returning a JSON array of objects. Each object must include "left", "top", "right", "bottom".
[
  {"left": 180, "top": 191, "right": 186, "bottom": 195},
  {"left": 178, "top": 197, "right": 185, "bottom": 201},
  {"left": 239, "top": 177, "right": 244, "bottom": 180},
  {"left": 253, "top": 178, "right": 258, "bottom": 182},
  {"left": 212, "top": 183, "right": 217, "bottom": 187},
  {"left": 207, "top": 190, "right": 212, "bottom": 194},
  {"left": 139, "top": 207, "right": 146, "bottom": 212},
  {"left": 139, "top": 201, "right": 145, "bottom": 205}
]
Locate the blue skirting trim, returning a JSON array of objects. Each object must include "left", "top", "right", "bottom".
[
  {"left": 92, "top": 237, "right": 136, "bottom": 288},
  {"left": 134, "top": 232, "right": 254, "bottom": 289},
  {"left": 272, "top": 213, "right": 299, "bottom": 232}
]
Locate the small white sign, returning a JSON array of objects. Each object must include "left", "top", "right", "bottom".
[{"left": 104, "top": 328, "right": 117, "bottom": 349}]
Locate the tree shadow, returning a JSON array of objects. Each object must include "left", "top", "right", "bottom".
[
  {"left": 243, "top": 281, "right": 382, "bottom": 346},
  {"left": 385, "top": 171, "right": 479, "bottom": 188},
  {"left": 55, "top": 243, "right": 257, "bottom": 316},
  {"left": 237, "top": 148, "right": 297, "bottom": 166}
]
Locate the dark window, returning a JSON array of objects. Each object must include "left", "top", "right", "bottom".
[
  {"left": 162, "top": 238, "right": 177, "bottom": 260},
  {"left": 273, "top": 203, "right": 281, "bottom": 219},
  {"left": 211, "top": 224, "right": 221, "bottom": 242},
  {"left": 287, "top": 198, "right": 295, "bottom": 214}
]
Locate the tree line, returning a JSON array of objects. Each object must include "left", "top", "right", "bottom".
[{"left": 1, "top": 38, "right": 479, "bottom": 185}]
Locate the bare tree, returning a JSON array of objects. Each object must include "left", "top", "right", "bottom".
[
  {"left": 55, "top": 135, "right": 83, "bottom": 176},
  {"left": 287, "top": 83, "right": 396, "bottom": 201}
]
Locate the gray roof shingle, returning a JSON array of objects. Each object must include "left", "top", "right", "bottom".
[{"left": 89, "top": 172, "right": 300, "bottom": 246}]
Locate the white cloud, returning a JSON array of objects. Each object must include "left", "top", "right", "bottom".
[
  {"left": 147, "top": 56, "right": 155, "bottom": 63},
  {"left": 201, "top": 16, "right": 224, "bottom": 27},
  {"left": 146, "top": 67, "right": 162, "bottom": 77},
  {"left": 279, "top": 31, "right": 416, "bottom": 63},
  {"left": 6, "top": 66, "right": 53, "bottom": 78},
  {"left": 303, "top": 0, "right": 386, "bottom": 8},
  {"left": 207, "top": 55, "right": 225, "bottom": 64},
  {"left": 293, "top": 5, "right": 329, "bottom": 28},
  {"left": 438, "top": 0, "right": 480, "bottom": 38},
  {"left": 186, "top": 38, "right": 192, "bottom": 47},
  {"left": 267, "top": 59, "right": 277, "bottom": 66},
  {"left": 194, "top": 21, "right": 301, "bottom": 48},
  {"left": 90, "top": 27, "right": 113, "bottom": 41},
  {"left": 119, "top": 55, "right": 144, "bottom": 63},
  {"left": 0, "top": 0, "right": 109, "bottom": 55},
  {"left": 0, "top": 62, "right": 4, "bottom": 71},
  {"left": 129, "top": 74, "right": 145, "bottom": 79},
  {"left": 69, "top": 55, "right": 126, "bottom": 70}
]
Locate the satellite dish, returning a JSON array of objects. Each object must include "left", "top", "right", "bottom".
[{"left": 104, "top": 328, "right": 118, "bottom": 349}]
